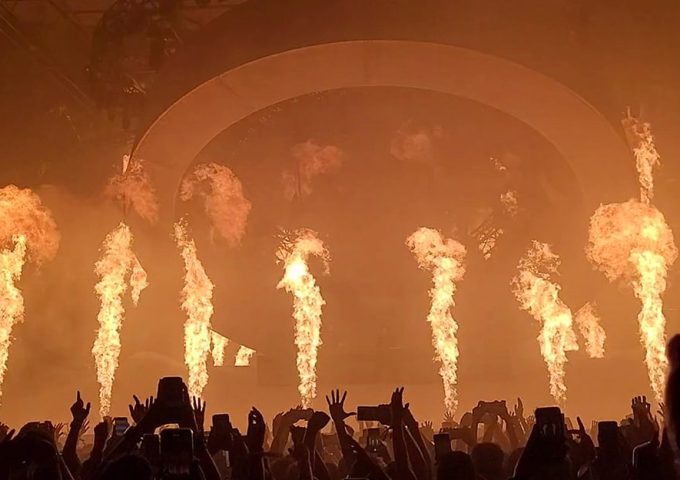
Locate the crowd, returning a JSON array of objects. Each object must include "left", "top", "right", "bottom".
[{"left": 3, "top": 335, "right": 680, "bottom": 480}]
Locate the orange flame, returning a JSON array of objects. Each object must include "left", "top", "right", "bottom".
[
  {"left": 407, "top": 227, "right": 466, "bottom": 414},
  {"left": 93, "top": 222, "right": 147, "bottom": 416},
  {"left": 210, "top": 330, "right": 229, "bottom": 367},
  {"left": 574, "top": 303, "right": 606, "bottom": 358},
  {"left": 587, "top": 200, "right": 677, "bottom": 401},
  {"left": 0, "top": 236, "right": 26, "bottom": 400},
  {"left": 235, "top": 345, "right": 256, "bottom": 366},
  {"left": 513, "top": 241, "right": 578, "bottom": 403},
  {"left": 105, "top": 156, "right": 159, "bottom": 225},
  {"left": 174, "top": 221, "right": 214, "bottom": 399},
  {"left": 276, "top": 229, "right": 329, "bottom": 407},
  {"left": 180, "top": 163, "right": 251, "bottom": 246},
  {"left": 623, "top": 116, "right": 660, "bottom": 206},
  {"left": 0, "top": 186, "right": 59, "bottom": 401}
]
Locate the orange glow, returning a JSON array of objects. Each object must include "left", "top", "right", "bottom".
[
  {"left": 0, "top": 186, "right": 59, "bottom": 402},
  {"left": 180, "top": 163, "right": 251, "bottom": 246},
  {"left": 574, "top": 303, "right": 606, "bottom": 359},
  {"left": 623, "top": 115, "right": 660, "bottom": 206},
  {"left": 174, "top": 221, "right": 214, "bottom": 399},
  {"left": 587, "top": 200, "right": 677, "bottom": 401},
  {"left": 513, "top": 241, "right": 578, "bottom": 403},
  {"left": 235, "top": 345, "right": 256, "bottom": 366},
  {"left": 210, "top": 330, "right": 229, "bottom": 367},
  {"left": 407, "top": 227, "right": 466, "bottom": 414},
  {"left": 0, "top": 236, "right": 26, "bottom": 401},
  {"left": 276, "top": 229, "right": 329, "bottom": 408},
  {"left": 105, "top": 156, "right": 159, "bottom": 225},
  {"left": 93, "top": 222, "right": 147, "bottom": 416}
]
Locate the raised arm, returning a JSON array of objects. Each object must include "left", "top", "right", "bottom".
[
  {"left": 390, "top": 387, "right": 417, "bottom": 480},
  {"left": 326, "top": 389, "right": 357, "bottom": 464},
  {"left": 63, "top": 391, "right": 91, "bottom": 476}
]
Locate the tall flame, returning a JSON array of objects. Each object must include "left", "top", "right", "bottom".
[
  {"left": 407, "top": 227, "right": 466, "bottom": 414},
  {"left": 587, "top": 200, "right": 677, "bottom": 401},
  {"left": 574, "top": 303, "right": 606, "bottom": 358},
  {"left": 105, "top": 156, "right": 159, "bottom": 225},
  {"left": 513, "top": 241, "right": 578, "bottom": 403},
  {"left": 235, "top": 345, "right": 256, "bottom": 366},
  {"left": 0, "top": 236, "right": 26, "bottom": 400},
  {"left": 623, "top": 115, "right": 660, "bottom": 206},
  {"left": 276, "top": 229, "right": 329, "bottom": 408},
  {"left": 93, "top": 222, "right": 147, "bottom": 416},
  {"left": 210, "top": 330, "right": 229, "bottom": 367},
  {"left": 0, "top": 186, "right": 59, "bottom": 401},
  {"left": 174, "top": 221, "right": 214, "bottom": 399}
]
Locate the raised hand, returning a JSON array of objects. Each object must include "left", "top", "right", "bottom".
[
  {"left": 632, "top": 395, "right": 652, "bottom": 420},
  {"left": 93, "top": 420, "right": 111, "bottom": 448},
  {"left": 443, "top": 410, "right": 455, "bottom": 426},
  {"left": 514, "top": 397, "right": 525, "bottom": 420},
  {"left": 70, "top": 391, "right": 91, "bottom": 424},
  {"left": 246, "top": 407, "right": 266, "bottom": 453},
  {"left": 308, "top": 411, "right": 331, "bottom": 433},
  {"left": 192, "top": 396, "right": 207, "bottom": 433},
  {"left": 128, "top": 395, "right": 153, "bottom": 424},
  {"left": 326, "top": 389, "right": 355, "bottom": 422},
  {"left": 53, "top": 422, "right": 66, "bottom": 444},
  {"left": 390, "top": 387, "right": 406, "bottom": 424}
]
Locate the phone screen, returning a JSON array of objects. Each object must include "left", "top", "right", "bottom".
[
  {"left": 161, "top": 428, "right": 194, "bottom": 476},
  {"left": 113, "top": 417, "right": 130, "bottom": 436},
  {"left": 367, "top": 428, "right": 380, "bottom": 450}
]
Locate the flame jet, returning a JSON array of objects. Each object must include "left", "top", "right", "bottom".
[
  {"left": 587, "top": 200, "right": 677, "bottom": 401},
  {"left": 513, "top": 241, "right": 578, "bottom": 403},
  {"left": 0, "top": 186, "right": 59, "bottom": 401},
  {"left": 623, "top": 115, "right": 660, "bottom": 206},
  {"left": 93, "top": 157, "right": 152, "bottom": 416},
  {"left": 93, "top": 223, "right": 147, "bottom": 416},
  {"left": 574, "top": 303, "right": 606, "bottom": 359},
  {"left": 276, "top": 229, "right": 329, "bottom": 408},
  {"left": 210, "top": 330, "right": 229, "bottom": 367},
  {"left": 406, "top": 227, "right": 466, "bottom": 415},
  {"left": 235, "top": 345, "right": 256, "bottom": 366},
  {"left": 174, "top": 221, "right": 214, "bottom": 399}
]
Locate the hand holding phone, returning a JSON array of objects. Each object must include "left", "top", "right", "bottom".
[{"left": 433, "top": 433, "right": 452, "bottom": 460}]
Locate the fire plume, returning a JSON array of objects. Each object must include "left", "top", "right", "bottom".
[
  {"left": 93, "top": 222, "right": 147, "bottom": 416},
  {"left": 587, "top": 200, "right": 677, "bottom": 401},
  {"left": 276, "top": 229, "right": 329, "bottom": 407},
  {"left": 174, "top": 221, "right": 214, "bottom": 399},
  {"left": 513, "top": 241, "right": 578, "bottom": 403},
  {"left": 574, "top": 303, "right": 606, "bottom": 359},
  {"left": 623, "top": 115, "right": 660, "bottom": 205},
  {"left": 407, "top": 227, "right": 466, "bottom": 414},
  {"left": 0, "top": 186, "right": 59, "bottom": 401},
  {"left": 210, "top": 330, "right": 229, "bottom": 367},
  {"left": 180, "top": 163, "right": 251, "bottom": 246},
  {"left": 105, "top": 156, "right": 159, "bottom": 225},
  {"left": 235, "top": 345, "right": 255, "bottom": 366}
]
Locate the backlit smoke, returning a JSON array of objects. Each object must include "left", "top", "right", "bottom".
[
  {"left": 180, "top": 163, "right": 252, "bottom": 246},
  {"left": 574, "top": 302, "right": 606, "bottom": 358},
  {"left": 623, "top": 115, "right": 660, "bottom": 206},
  {"left": 407, "top": 227, "right": 466, "bottom": 414},
  {"left": 0, "top": 186, "right": 59, "bottom": 402},
  {"left": 105, "top": 156, "right": 159, "bottom": 225},
  {"left": 587, "top": 200, "right": 677, "bottom": 401},
  {"left": 513, "top": 241, "right": 578, "bottom": 403},
  {"left": 282, "top": 140, "right": 344, "bottom": 200},
  {"left": 210, "top": 330, "right": 229, "bottom": 367},
  {"left": 235, "top": 345, "right": 256, "bottom": 366},
  {"left": 93, "top": 222, "right": 147, "bottom": 416},
  {"left": 390, "top": 123, "right": 442, "bottom": 165},
  {"left": 276, "top": 229, "right": 329, "bottom": 407},
  {"left": 174, "top": 221, "right": 214, "bottom": 399},
  {"left": 500, "top": 190, "right": 519, "bottom": 216}
]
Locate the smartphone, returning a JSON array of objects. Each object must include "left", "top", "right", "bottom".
[
  {"left": 366, "top": 427, "right": 381, "bottom": 451},
  {"left": 356, "top": 405, "right": 391, "bottom": 425},
  {"left": 598, "top": 421, "right": 619, "bottom": 449},
  {"left": 448, "top": 427, "right": 466, "bottom": 441},
  {"left": 141, "top": 433, "right": 160, "bottom": 463},
  {"left": 535, "top": 407, "right": 565, "bottom": 442},
  {"left": 113, "top": 417, "right": 130, "bottom": 436},
  {"left": 212, "top": 414, "right": 231, "bottom": 430},
  {"left": 157, "top": 377, "right": 186, "bottom": 407},
  {"left": 433, "top": 433, "right": 452, "bottom": 460},
  {"left": 161, "top": 428, "right": 194, "bottom": 476}
]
